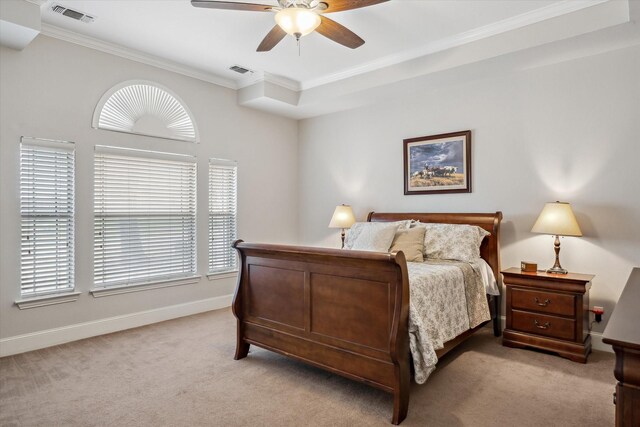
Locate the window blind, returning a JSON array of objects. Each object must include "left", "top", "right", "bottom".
[
  {"left": 20, "top": 137, "right": 75, "bottom": 296},
  {"left": 209, "top": 159, "right": 237, "bottom": 274},
  {"left": 94, "top": 146, "right": 197, "bottom": 288}
]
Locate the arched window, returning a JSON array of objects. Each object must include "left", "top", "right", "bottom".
[{"left": 92, "top": 80, "right": 199, "bottom": 143}]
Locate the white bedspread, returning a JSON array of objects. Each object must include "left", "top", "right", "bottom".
[{"left": 407, "top": 260, "right": 492, "bottom": 384}]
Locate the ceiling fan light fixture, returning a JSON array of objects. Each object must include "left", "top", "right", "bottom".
[{"left": 274, "top": 8, "right": 321, "bottom": 38}]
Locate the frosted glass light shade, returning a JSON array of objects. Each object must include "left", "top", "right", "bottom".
[
  {"left": 329, "top": 205, "right": 356, "bottom": 229},
  {"left": 531, "top": 202, "right": 582, "bottom": 237},
  {"left": 275, "top": 8, "right": 321, "bottom": 37}
]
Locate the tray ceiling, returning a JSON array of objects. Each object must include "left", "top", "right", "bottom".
[{"left": 30, "top": 0, "right": 636, "bottom": 118}]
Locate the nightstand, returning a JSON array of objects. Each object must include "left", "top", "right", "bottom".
[{"left": 502, "top": 267, "right": 594, "bottom": 363}]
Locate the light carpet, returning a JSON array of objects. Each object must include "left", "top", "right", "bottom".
[{"left": 0, "top": 308, "right": 615, "bottom": 426}]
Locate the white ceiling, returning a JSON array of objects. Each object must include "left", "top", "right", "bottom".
[
  {"left": 28, "top": 0, "right": 637, "bottom": 118},
  {"left": 40, "top": 0, "right": 591, "bottom": 88}
]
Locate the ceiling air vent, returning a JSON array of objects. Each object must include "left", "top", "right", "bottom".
[
  {"left": 51, "top": 4, "right": 95, "bottom": 23},
  {"left": 230, "top": 65, "right": 253, "bottom": 75}
]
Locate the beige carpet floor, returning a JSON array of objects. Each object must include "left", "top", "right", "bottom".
[{"left": 0, "top": 308, "right": 615, "bottom": 427}]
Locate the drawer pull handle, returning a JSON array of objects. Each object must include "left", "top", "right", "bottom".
[
  {"left": 534, "top": 320, "right": 551, "bottom": 329},
  {"left": 613, "top": 392, "right": 616, "bottom": 405},
  {"left": 534, "top": 297, "right": 551, "bottom": 307}
]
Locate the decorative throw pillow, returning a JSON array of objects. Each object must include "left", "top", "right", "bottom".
[
  {"left": 389, "top": 226, "right": 426, "bottom": 262},
  {"left": 350, "top": 223, "right": 400, "bottom": 252},
  {"left": 422, "top": 223, "right": 491, "bottom": 262},
  {"left": 344, "top": 221, "right": 412, "bottom": 250}
]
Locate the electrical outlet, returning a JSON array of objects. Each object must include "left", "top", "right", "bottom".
[{"left": 592, "top": 306, "right": 604, "bottom": 323}]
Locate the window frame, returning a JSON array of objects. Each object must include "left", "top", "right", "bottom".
[
  {"left": 92, "top": 145, "right": 198, "bottom": 291},
  {"left": 18, "top": 137, "right": 76, "bottom": 301},
  {"left": 208, "top": 158, "right": 238, "bottom": 276}
]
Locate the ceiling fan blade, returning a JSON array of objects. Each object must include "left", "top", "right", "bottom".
[
  {"left": 321, "top": 0, "right": 389, "bottom": 13},
  {"left": 257, "top": 25, "right": 287, "bottom": 52},
  {"left": 191, "top": 1, "right": 274, "bottom": 12},
  {"left": 316, "top": 16, "right": 364, "bottom": 49}
]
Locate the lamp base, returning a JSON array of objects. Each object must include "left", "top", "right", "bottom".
[
  {"left": 547, "top": 234, "right": 568, "bottom": 274},
  {"left": 546, "top": 266, "right": 568, "bottom": 274}
]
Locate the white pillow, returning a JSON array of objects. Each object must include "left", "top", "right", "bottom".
[
  {"left": 350, "top": 223, "right": 400, "bottom": 252},
  {"left": 345, "top": 221, "right": 412, "bottom": 250},
  {"left": 421, "top": 223, "right": 490, "bottom": 262}
]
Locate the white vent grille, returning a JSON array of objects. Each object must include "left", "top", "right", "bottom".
[
  {"left": 230, "top": 65, "right": 253, "bottom": 75},
  {"left": 51, "top": 4, "right": 95, "bottom": 23},
  {"left": 93, "top": 81, "right": 198, "bottom": 143}
]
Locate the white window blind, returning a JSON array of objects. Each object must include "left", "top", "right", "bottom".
[
  {"left": 20, "top": 137, "right": 75, "bottom": 296},
  {"left": 94, "top": 146, "right": 197, "bottom": 288},
  {"left": 209, "top": 159, "right": 237, "bottom": 274}
]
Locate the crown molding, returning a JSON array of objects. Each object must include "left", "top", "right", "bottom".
[
  {"left": 38, "top": 1, "right": 607, "bottom": 95},
  {"left": 39, "top": 23, "right": 238, "bottom": 90},
  {"left": 300, "top": 0, "right": 609, "bottom": 90},
  {"left": 237, "top": 71, "right": 301, "bottom": 92}
]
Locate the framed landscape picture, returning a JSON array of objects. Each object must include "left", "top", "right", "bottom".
[{"left": 403, "top": 130, "right": 471, "bottom": 195}]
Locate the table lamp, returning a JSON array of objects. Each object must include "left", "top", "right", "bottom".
[
  {"left": 531, "top": 201, "right": 582, "bottom": 274},
  {"left": 329, "top": 204, "right": 356, "bottom": 248}
]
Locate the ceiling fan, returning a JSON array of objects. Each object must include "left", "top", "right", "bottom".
[{"left": 191, "top": 0, "right": 389, "bottom": 51}]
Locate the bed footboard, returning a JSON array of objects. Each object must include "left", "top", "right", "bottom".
[{"left": 232, "top": 241, "right": 411, "bottom": 425}]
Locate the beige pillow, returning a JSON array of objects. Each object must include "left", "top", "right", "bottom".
[{"left": 389, "top": 226, "right": 426, "bottom": 262}]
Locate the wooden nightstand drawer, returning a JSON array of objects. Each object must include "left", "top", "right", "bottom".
[
  {"left": 511, "top": 288, "right": 575, "bottom": 317},
  {"left": 511, "top": 310, "right": 575, "bottom": 341}
]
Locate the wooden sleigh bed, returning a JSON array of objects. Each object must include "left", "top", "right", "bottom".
[{"left": 231, "top": 212, "right": 502, "bottom": 424}]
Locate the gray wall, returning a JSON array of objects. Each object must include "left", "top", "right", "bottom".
[
  {"left": 0, "top": 36, "right": 299, "bottom": 339},
  {"left": 298, "top": 44, "right": 640, "bottom": 334}
]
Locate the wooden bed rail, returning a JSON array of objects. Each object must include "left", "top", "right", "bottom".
[{"left": 232, "top": 241, "right": 412, "bottom": 424}]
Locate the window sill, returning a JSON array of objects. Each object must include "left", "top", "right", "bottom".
[
  {"left": 207, "top": 271, "right": 238, "bottom": 281},
  {"left": 90, "top": 275, "right": 202, "bottom": 298},
  {"left": 15, "top": 292, "right": 81, "bottom": 310}
]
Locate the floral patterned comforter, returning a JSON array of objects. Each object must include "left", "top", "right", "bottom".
[{"left": 407, "top": 260, "right": 491, "bottom": 384}]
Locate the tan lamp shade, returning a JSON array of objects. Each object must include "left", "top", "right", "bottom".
[
  {"left": 531, "top": 202, "right": 582, "bottom": 237},
  {"left": 329, "top": 205, "right": 356, "bottom": 229}
]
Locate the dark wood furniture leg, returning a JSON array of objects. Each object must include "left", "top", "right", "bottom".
[
  {"left": 233, "top": 325, "right": 250, "bottom": 360},
  {"left": 392, "top": 364, "right": 410, "bottom": 425},
  {"left": 493, "top": 294, "right": 502, "bottom": 337}
]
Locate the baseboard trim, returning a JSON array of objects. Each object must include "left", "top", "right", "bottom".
[
  {"left": 498, "top": 315, "right": 612, "bottom": 353},
  {"left": 590, "top": 331, "right": 610, "bottom": 353},
  {"left": 0, "top": 294, "right": 233, "bottom": 357}
]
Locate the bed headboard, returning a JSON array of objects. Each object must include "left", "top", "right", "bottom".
[{"left": 367, "top": 211, "right": 503, "bottom": 285}]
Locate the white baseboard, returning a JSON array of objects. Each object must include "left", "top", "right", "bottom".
[
  {"left": 0, "top": 294, "right": 233, "bottom": 357},
  {"left": 590, "top": 331, "right": 611, "bottom": 353},
  {"left": 498, "top": 315, "right": 612, "bottom": 353}
]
